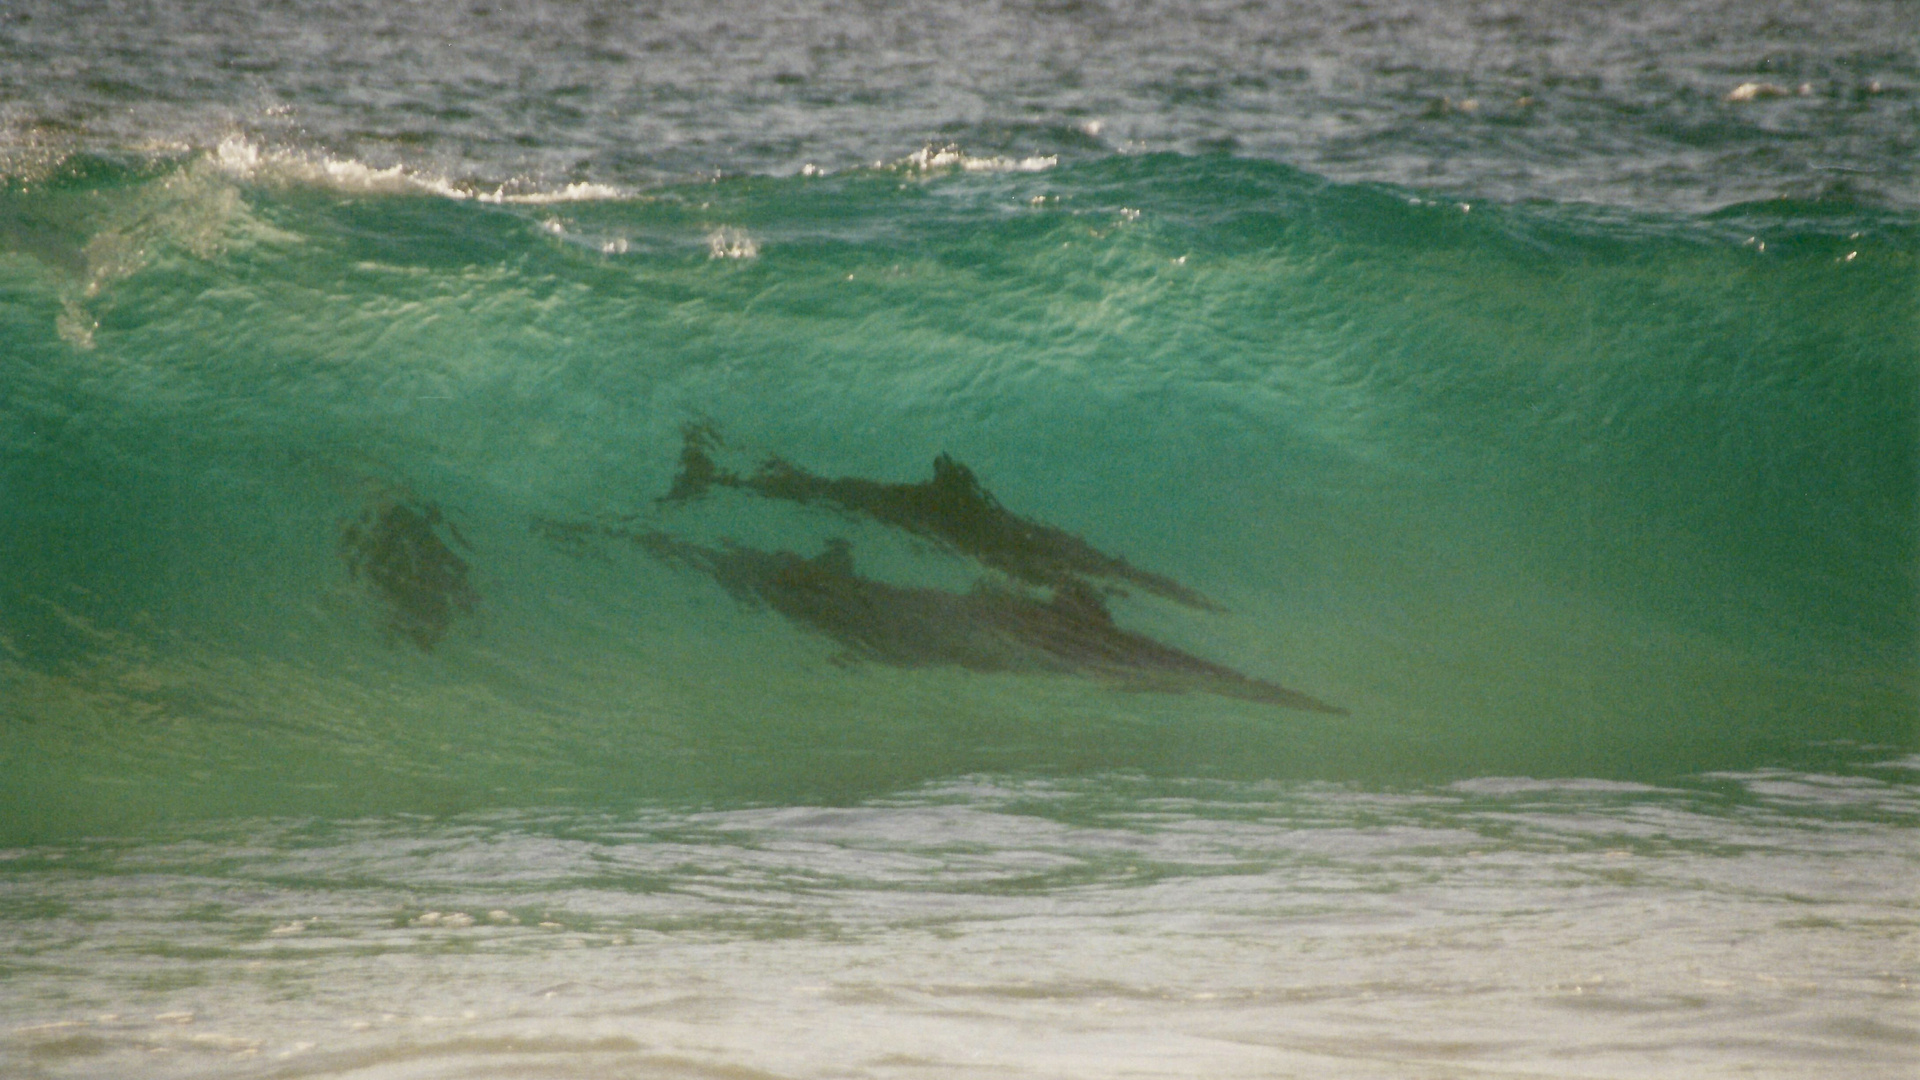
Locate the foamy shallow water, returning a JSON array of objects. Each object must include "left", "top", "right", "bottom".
[{"left": 4, "top": 766, "right": 1914, "bottom": 1080}]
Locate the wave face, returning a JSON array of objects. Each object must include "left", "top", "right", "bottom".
[{"left": 1, "top": 149, "right": 1914, "bottom": 840}]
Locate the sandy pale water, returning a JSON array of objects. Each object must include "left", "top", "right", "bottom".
[{"left": 4, "top": 769, "right": 1917, "bottom": 1079}]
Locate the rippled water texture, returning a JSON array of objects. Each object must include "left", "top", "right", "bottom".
[
  {"left": 1, "top": 148, "right": 1911, "bottom": 836},
  {"left": 3, "top": 0, "right": 1918, "bottom": 211}
]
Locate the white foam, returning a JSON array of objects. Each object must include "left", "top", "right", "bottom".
[
  {"left": 707, "top": 227, "right": 759, "bottom": 259},
  {"left": 1447, "top": 776, "right": 1664, "bottom": 795},
  {"left": 213, "top": 134, "right": 465, "bottom": 198},
  {"left": 478, "top": 181, "right": 626, "bottom": 205},
  {"left": 210, "top": 135, "right": 629, "bottom": 204},
  {"left": 1725, "top": 81, "right": 1791, "bottom": 103},
  {"left": 900, "top": 143, "right": 1057, "bottom": 174}
]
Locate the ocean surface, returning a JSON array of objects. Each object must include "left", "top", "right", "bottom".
[{"left": 1, "top": 1, "right": 1915, "bottom": 1077}]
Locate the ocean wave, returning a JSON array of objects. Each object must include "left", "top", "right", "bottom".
[
  {"left": 208, "top": 135, "right": 629, "bottom": 204},
  {"left": 1, "top": 150, "right": 1910, "bottom": 819}
]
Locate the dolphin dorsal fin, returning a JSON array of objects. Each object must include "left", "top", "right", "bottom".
[
  {"left": 931, "top": 453, "right": 998, "bottom": 511},
  {"left": 813, "top": 537, "right": 855, "bottom": 577}
]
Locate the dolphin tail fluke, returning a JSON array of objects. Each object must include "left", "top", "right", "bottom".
[{"left": 661, "top": 420, "right": 728, "bottom": 503}]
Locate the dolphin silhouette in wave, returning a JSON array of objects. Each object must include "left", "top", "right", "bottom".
[
  {"left": 552, "top": 522, "right": 1342, "bottom": 714},
  {"left": 662, "top": 422, "right": 1220, "bottom": 611}
]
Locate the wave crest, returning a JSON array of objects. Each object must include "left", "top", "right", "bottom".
[
  {"left": 210, "top": 135, "right": 627, "bottom": 204},
  {"left": 899, "top": 143, "right": 1057, "bottom": 175}
]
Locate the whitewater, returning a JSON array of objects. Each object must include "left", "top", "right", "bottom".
[{"left": 1, "top": 2, "right": 1914, "bottom": 1077}]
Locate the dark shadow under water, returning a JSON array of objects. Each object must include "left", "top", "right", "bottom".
[{"left": 339, "top": 494, "right": 477, "bottom": 652}]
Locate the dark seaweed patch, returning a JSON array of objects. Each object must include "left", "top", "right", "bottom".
[{"left": 340, "top": 497, "right": 477, "bottom": 652}]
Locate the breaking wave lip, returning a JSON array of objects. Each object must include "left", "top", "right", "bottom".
[
  {"left": 199, "top": 136, "right": 1059, "bottom": 201},
  {"left": 208, "top": 134, "right": 629, "bottom": 204},
  {"left": 789, "top": 143, "right": 1059, "bottom": 180},
  {"left": 896, "top": 143, "right": 1058, "bottom": 174}
]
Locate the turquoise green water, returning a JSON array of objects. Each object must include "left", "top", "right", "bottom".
[{"left": 2, "top": 148, "right": 1912, "bottom": 843}]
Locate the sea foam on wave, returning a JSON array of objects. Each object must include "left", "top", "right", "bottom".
[
  {"left": 210, "top": 134, "right": 626, "bottom": 204},
  {"left": 899, "top": 143, "right": 1057, "bottom": 174}
]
